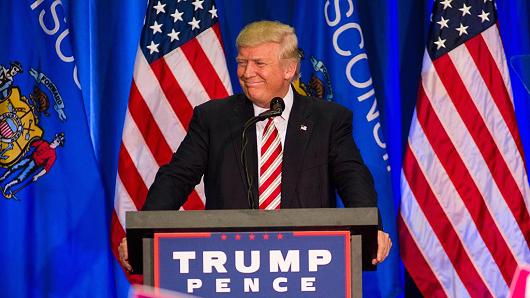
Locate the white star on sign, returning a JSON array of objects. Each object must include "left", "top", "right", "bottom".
[
  {"left": 167, "top": 29, "right": 180, "bottom": 42},
  {"left": 434, "top": 36, "right": 447, "bottom": 50},
  {"left": 478, "top": 10, "right": 490, "bottom": 23},
  {"left": 209, "top": 5, "right": 218, "bottom": 19},
  {"left": 459, "top": 3, "right": 472, "bottom": 16},
  {"left": 440, "top": 0, "right": 452, "bottom": 9},
  {"left": 153, "top": 1, "right": 166, "bottom": 14},
  {"left": 188, "top": 17, "right": 201, "bottom": 30},
  {"left": 455, "top": 23, "right": 469, "bottom": 36},
  {"left": 150, "top": 21, "right": 163, "bottom": 35},
  {"left": 437, "top": 16, "right": 450, "bottom": 29},
  {"left": 192, "top": 0, "right": 204, "bottom": 11},
  {"left": 171, "top": 8, "right": 184, "bottom": 22},
  {"left": 146, "top": 41, "right": 159, "bottom": 54}
]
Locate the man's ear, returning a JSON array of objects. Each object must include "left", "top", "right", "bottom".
[{"left": 283, "top": 60, "right": 297, "bottom": 81}]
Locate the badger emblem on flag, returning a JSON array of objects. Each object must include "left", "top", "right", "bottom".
[{"left": 0, "top": 62, "right": 66, "bottom": 200}]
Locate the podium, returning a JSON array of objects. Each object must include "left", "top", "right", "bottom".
[{"left": 126, "top": 208, "right": 378, "bottom": 298}]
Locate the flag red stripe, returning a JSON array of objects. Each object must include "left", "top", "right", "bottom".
[
  {"left": 433, "top": 55, "right": 530, "bottom": 246},
  {"left": 398, "top": 216, "right": 448, "bottom": 298},
  {"left": 416, "top": 86, "right": 518, "bottom": 284},
  {"left": 403, "top": 146, "right": 492, "bottom": 297},
  {"left": 180, "top": 37, "right": 229, "bottom": 99},
  {"left": 182, "top": 191, "right": 205, "bottom": 210},
  {"left": 212, "top": 23, "right": 224, "bottom": 49},
  {"left": 128, "top": 82, "right": 174, "bottom": 164},
  {"left": 150, "top": 58, "right": 195, "bottom": 131},
  {"left": 110, "top": 212, "right": 126, "bottom": 258},
  {"left": 118, "top": 144, "right": 148, "bottom": 209},
  {"left": 465, "top": 33, "right": 525, "bottom": 159}
]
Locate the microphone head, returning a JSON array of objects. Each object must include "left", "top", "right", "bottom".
[{"left": 270, "top": 97, "right": 285, "bottom": 113}]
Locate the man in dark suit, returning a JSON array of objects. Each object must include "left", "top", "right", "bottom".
[{"left": 119, "top": 20, "right": 391, "bottom": 271}]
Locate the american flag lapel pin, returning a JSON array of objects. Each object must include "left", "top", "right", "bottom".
[{"left": 300, "top": 124, "right": 307, "bottom": 131}]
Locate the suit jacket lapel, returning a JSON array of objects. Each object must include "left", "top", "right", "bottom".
[
  {"left": 231, "top": 94, "right": 259, "bottom": 208},
  {"left": 282, "top": 93, "right": 313, "bottom": 208}
]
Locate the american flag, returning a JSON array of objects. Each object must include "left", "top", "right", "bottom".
[
  {"left": 111, "top": 0, "right": 232, "bottom": 275},
  {"left": 399, "top": 0, "right": 530, "bottom": 296}
]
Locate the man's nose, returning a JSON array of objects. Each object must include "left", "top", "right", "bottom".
[{"left": 242, "top": 62, "right": 256, "bottom": 78}]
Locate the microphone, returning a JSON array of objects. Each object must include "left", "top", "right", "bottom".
[
  {"left": 256, "top": 97, "right": 285, "bottom": 120},
  {"left": 240, "top": 97, "right": 285, "bottom": 209}
]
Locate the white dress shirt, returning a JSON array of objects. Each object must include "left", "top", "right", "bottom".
[{"left": 253, "top": 88, "right": 293, "bottom": 167}]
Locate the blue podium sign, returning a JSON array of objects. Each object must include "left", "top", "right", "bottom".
[{"left": 154, "top": 231, "right": 351, "bottom": 297}]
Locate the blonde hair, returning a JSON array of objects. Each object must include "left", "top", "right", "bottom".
[{"left": 236, "top": 21, "right": 301, "bottom": 78}]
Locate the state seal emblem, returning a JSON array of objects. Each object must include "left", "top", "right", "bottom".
[{"left": 0, "top": 62, "right": 67, "bottom": 200}]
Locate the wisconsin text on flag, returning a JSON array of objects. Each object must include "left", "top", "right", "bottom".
[
  {"left": 399, "top": 0, "right": 530, "bottom": 297},
  {"left": 111, "top": 0, "right": 232, "bottom": 276}
]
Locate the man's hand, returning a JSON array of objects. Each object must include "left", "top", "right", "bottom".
[
  {"left": 118, "top": 237, "right": 133, "bottom": 272},
  {"left": 372, "top": 230, "right": 392, "bottom": 265}
]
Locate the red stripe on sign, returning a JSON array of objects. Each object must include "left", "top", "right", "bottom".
[
  {"left": 398, "top": 215, "right": 449, "bottom": 298},
  {"left": 403, "top": 146, "right": 492, "bottom": 297},
  {"left": 433, "top": 55, "right": 530, "bottom": 247},
  {"left": 417, "top": 85, "right": 518, "bottom": 284},
  {"left": 149, "top": 58, "right": 194, "bottom": 131},
  {"left": 180, "top": 37, "right": 229, "bottom": 100}
]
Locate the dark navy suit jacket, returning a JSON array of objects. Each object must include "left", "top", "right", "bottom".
[{"left": 143, "top": 92, "right": 377, "bottom": 210}]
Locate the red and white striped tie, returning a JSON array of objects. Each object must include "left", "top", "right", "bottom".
[{"left": 259, "top": 118, "right": 282, "bottom": 209}]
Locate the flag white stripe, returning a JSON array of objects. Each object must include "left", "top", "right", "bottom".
[
  {"left": 408, "top": 121, "right": 508, "bottom": 295},
  {"left": 114, "top": 176, "right": 138, "bottom": 228},
  {"left": 133, "top": 48, "right": 187, "bottom": 148},
  {"left": 121, "top": 110, "right": 159, "bottom": 188},
  {"left": 400, "top": 171, "right": 468, "bottom": 297},
  {"left": 423, "top": 54, "right": 530, "bottom": 264},
  {"left": 480, "top": 26, "right": 514, "bottom": 104},
  {"left": 448, "top": 44, "right": 530, "bottom": 201},
  {"left": 164, "top": 47, "right": 210, "bottom": 110},
  {"left": 196, "top": 27, "right": 233, "bottom": 93}
]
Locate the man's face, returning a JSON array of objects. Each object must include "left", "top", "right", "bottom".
[{"left": 236, "top": 42, "right": 296, "bottom": 108}]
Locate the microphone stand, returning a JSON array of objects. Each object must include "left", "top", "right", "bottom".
[{"left": 241, "top": 117, "right": 262, "bottom": 209}]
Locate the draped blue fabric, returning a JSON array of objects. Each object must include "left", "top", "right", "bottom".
[
  {"left": 5, "top": 0, "right": 526, "bottom": 296},
  {"left": 0, "top": 0, "right": 127, "bottom": 297}
]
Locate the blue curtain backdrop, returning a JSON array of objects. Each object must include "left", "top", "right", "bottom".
[
  {"left": 0, "top": 0, "right": 127, "bottom": 297},
  {"left": 8, "top": 0, "right": 527, "bottom": 297}
]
